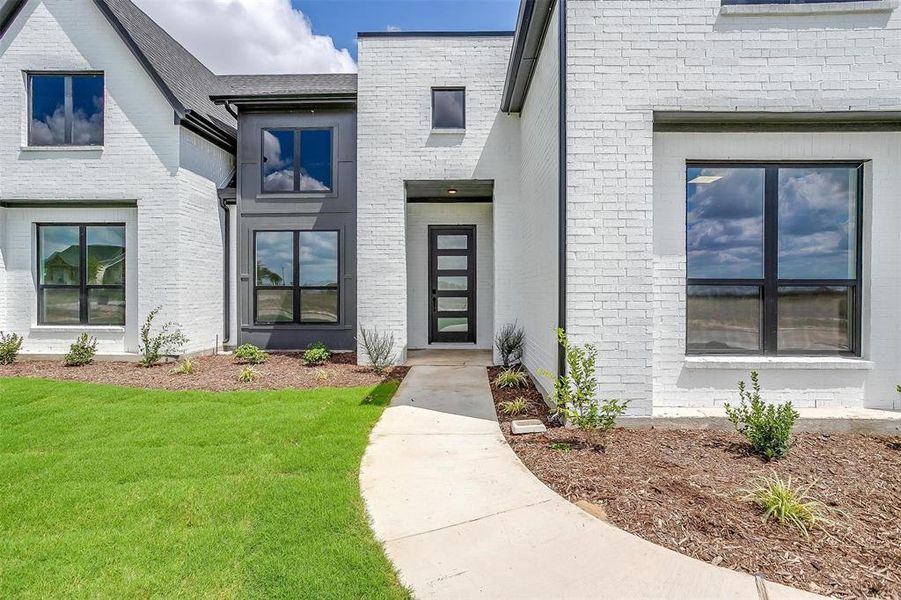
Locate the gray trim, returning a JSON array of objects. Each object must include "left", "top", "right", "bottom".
[
  {"left": 654, "top": 110, "right": 901, "bottom": 132},
  {"left": 557, "top": 0, "right": 567, "bottom": 375},
  {"left": 357, "top": 30, "right": 514, "bottom": 38},
  {"left": 0, "top": 0, "right": 27, "bottom": 38},
  {"left": 0, "top": 199, "right": 138, "bottom": 208},
  {"left": 211, "top": 93, "right": 357, "bottom": 108},
  {"left": 407, "top": 197, "right": 493, "bottom": 204},
  {"left": 501, "top": 0, "right": 556, "bottom": 113}
]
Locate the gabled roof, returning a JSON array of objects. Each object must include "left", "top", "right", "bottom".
[{"left": 1, "top": 0, "right": 237, "bottom": 149}]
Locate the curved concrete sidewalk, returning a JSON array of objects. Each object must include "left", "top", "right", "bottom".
[{"left": 361, "top": 366, "right": 824, "bottom": 600}]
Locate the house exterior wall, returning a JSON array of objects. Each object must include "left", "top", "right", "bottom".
[
  {"left": 565, "top": 0, "right": 901, "bottom": 414},
  {"left": 0, "top": 0, "right": 233, "bottom": 355},
  {"left": 357, "top": 33, "right": 514, "bottom": 362},
  {"left": 406, "top": 202, "right": 494, "bottom": 350}
]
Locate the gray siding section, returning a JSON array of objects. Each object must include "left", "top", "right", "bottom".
[{"left": 237, "top": 109, "right": 357, "bottom": 350}]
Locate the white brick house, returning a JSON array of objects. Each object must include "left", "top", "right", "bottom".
[{"left": 3, "top": 0, "right": 901, "bottom": 414}]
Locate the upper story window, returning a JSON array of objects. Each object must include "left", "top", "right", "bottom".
[
  {"left": 432, "top": 88, "right": 465, "bottom": 130},
  {"left": 262, "top": 128, "right": 333, "bottom": 194},
  {"left": 29, "top": 73, "right": 104, "bottom": 146},
  {"left": 686, "top": 163, "right": 862, "bottom": 356}
]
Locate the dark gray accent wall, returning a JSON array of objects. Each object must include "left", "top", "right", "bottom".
[{"left": 237, "top": 108, "right": 357, "bottom": 350}]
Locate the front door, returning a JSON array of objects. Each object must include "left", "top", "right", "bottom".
[{"left": 429, "top": 226, "right": 476, "bottom": 344}]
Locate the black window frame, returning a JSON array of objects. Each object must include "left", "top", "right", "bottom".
[
  {"left": 431, "top": 87, "right": 466, "bottom": 130},
  {"left": 253, "top": 229, "right": 340, "bottom": 326},
  {"left": 27, "top": 72, "right": 105, "bottom": 147},
  {"left": 36, "top": 223, "right": 126, "bottom": 326},
  {"left": 260, "top": 127, "right": 334, "bottom": 195},
  {"left": 685, "top": 161, "right": 864, "bottom": 357}
]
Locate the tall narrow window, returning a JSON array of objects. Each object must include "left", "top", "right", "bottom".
[
  {"left": 686, "top": 164, "right": 862, "bottom": 355},
  {"left": 29, "top": 74, "right": 104, "bottom": 146},
  {"left": 37, "top": 224, "right": 125, "bottom": 325},
  {"left": 431, "top": 88, "right": 465, "bottom": 129},
  {"left": 254, "top": 230, "right": 339, "bottom": 325},
  {"left": 261, "top": 128, "right": 333, "bottom": 193}
]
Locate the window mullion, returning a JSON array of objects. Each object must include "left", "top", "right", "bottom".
[
  {"left": 79, "top": 225, "right": 88, "bottom": 324},
  {"left": 64, "top": 76, "right": 74, "bottom": 145},
  {"left": 293, "top": 231, "right": 301, "bottom": 324},
  {"left": 293, "top": 130, "right": 302, "bottom": 193},
  {"left": 763, "top": 168, "right": 779, "bottom": 355}
]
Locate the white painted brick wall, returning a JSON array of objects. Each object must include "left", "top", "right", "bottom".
[
  {"left": 566, "top": 0, "right": 901, "bottom": 414},
  {"left": 0, "top": 0, "right": 234, "bottom": 355},
  {"left": 406, "top": 202, "right": 494, "bottom": 350},
  {"left": 357, "top": 34, "right": 513, "bottom": 362}
]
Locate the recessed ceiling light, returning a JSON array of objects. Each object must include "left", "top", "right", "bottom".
[
  {"left": 447, "top": 188, "right": 458, "bottom": 195},
  {"left": 688, "top": 175, "right": 724, "bottom": 184}
]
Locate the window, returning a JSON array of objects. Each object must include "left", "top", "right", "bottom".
[
  {"left": 686, "top": 164, "right": 862, "bottom": 355},
  {"left": 261, "top": 128, "right": 333, "bottom": 193},
  {"left": 254, "top": 230, "right": 339, "bottom": 324},
  {"left": 37, "top": 224, "right": 125, "bottom": 325},
  {"left": 29, "top": 74, "right": 104, "bottom": 146},
  {"left": 431, "top": 88, "right": 465, "bottom": 130}
]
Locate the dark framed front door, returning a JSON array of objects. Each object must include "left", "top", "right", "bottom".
[{"left": 429, "top": 225, "right": 476, "bottom": 344}]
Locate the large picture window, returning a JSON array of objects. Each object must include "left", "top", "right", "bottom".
[
  {"left": 261, "top": 128, "right": 333, "bottom": 193},
  {"left": 686, "top": 164, "right": 862, "bottom": 355},
  {"left": 37, "top": 224, "right": 126, "bottom": 326},
  {"left": 254, "top": 230, "right": 339, "bottom": 324},
  {"left": 29, "top": 73, "right": 104, "bottom": 146}
]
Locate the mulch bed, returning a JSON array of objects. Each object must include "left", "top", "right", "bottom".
[
  {"left": 1, "top": 352, "right": 408, "bottom": 392},
  {"left": 487, "top": 367, "right": 901, "bottom": 599}
]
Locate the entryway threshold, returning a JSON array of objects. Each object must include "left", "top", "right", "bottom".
[{"left": 405, "top": 349, "right": 493, "bottom": 367}]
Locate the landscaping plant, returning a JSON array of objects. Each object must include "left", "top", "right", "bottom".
[
  {"left": 0, "top": 331, "right": 24, "bottom": 365},
  {"left": 545, "top": 328, "right": 629, "bottom": 448},
  {"left": 302, "top": 342, "right": 330, "bottom": 366},
  {"left": 741, "top": 473, "right": 833, "bottom": 537},
  {"left": 171, "top": 358, "right": 195, "bottom": 375},
  {"left": 494, "top": 368, "right": 529, "bottom": 388},
  {"left": 313, "top": 367, "right": 330, "bottom": 383},
  {"left": 237, "top": 366, "right": 259, "bottom": 383},
  {"left": 725, "top": 371, "right": 799, "bottom": 460},
  {"left": 64, "top": 333, "right": 98, "bottom": 367},
  {"left": 495, "top": 321, "right": 525, "bottom": 368},
  {"left": 139, "top": 307, "right": 188, "bottom": 367},
  {"left": 359, "top": 325, "right": 395, "bottom": 374},
  {"left": 234, "top": 343, "right": 269, "bottom": 365},
  {"left": 499, "top": 397, "right": 530, "bottom": 416}
]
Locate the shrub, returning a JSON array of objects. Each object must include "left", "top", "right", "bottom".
[
  {"left": 313, "top": 367, "right": 330, "bottom": 383},
  {"left": 139, "top": 307, "right": 188, "bottom": 367},
  {"left": 495, "top": 322, "right": 525, "bottom": 368},
  {"left": 359, "top": 325, "right": 396, "bottom": 374},
  {"left": 499, "top": 397, "right": 530, "bottom": 416},
  {"left": 64, "top": 333, "right": 97, "bottom": 367},
  {"left": 234, "top": 344, "right": 269, "bottom": 365},
  {"left": 741, "top": 473, "right": 833, "bottom": 537},
  {"left": 725, "top": 371, "right": 799, "bottom": 460},
  {"left": 494, "top": 368, "right": 529, "bottom": 388},
  {"left": 0, "top": 331, "right": 24, "bottom": 365},
  {"left": 237, "top": 366, "right": 259, "bottom": 383},
  {"left": 302, "top": 342, "right": 330, "bottom": 366},
  {"left": 550, "top": 442, "right": 572, "bottom": 454},
  {"left": 545, "top": 329, "right": 629, "bottom": 448},
  {"left": 171, "top": 358, "right": 195, "bottom": 375}
]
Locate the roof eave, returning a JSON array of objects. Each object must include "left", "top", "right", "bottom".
[
  {"left": 501, "top": 0, "right": 556, "bottom": 114},
  {"left": 210, "top": 92, "right": 357, "bottom": 109}
]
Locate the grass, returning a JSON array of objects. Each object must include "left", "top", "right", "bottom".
[
  {"left": 741, "top": 472, "right": 834, "bottom": 537},
  {"left": 0, "top": 377, "right": 408, "bottom": 599}
]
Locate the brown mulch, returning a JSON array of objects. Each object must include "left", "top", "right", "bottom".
[
  {"left": 0, "top": 352, "right": 408, "bottom": 392},
  {"left": 487, "top": 368, "right": 901, "bottom": 599}
]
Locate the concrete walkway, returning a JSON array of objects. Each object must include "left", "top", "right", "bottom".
[{"left": 360, "top": 366, "right": 824, "bottom": 600}]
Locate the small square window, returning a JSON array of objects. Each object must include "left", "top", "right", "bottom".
[
  {"left": 29, "top": 74, "right": 104, "bottom": 146},
  {"left": 432, "top": 88, "right": 465, "bottom": 130},
  {"left": 261, "top": 128, "right": 333, "bottom": 193}
]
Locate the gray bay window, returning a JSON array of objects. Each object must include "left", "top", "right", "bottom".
[
  {"left": 686, "top": 163, "right": 862, "bottom": 355},
  {"left": 254, "top": 230, "right": 339, "bottom": 324},
  {"left": 29, "top": 73, "right": 104, "bottom": 146},
  {"left": 37, "top": 224, "right": 125, "bottom": 326}
]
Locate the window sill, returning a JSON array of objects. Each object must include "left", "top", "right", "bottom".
[
  {"left": 684, "top": 355, "right": 874, "bottom": 370},
  {"left": 430, "top": 128, "right": 465, "bottom": 135},
  {"left": 720, "top": 1, "right": 897, "bottom": 16},
  {"left": 31, "top": 325, "right": 125, "bottom": 334},
  {"left": 20, "top": 145, "right": 103, "bottom": 153}
]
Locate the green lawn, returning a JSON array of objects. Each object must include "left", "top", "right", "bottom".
[{"left": 0, "top": 378, "right": 407, "bottom": 599}]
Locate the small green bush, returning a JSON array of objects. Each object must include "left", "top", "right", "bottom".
[
  {"left": 725, "top": 371, "right": 799, "bottom": 460},
  {"left": 499, "top": 397, "right": 530, "bottom": 416},
  {"left": 495, "top": 322, "right": 525, "bottom": 368},
  {"left": 171, "top": 358, "right": 195, "bottom": 375},
  {"left": 65, "top": 333, "right": 97, "bottom": 367},
  {"left": 0, "top": 331, "right": 24, "bottom": 365},
  {"left": 237, "top": 366, "right": 259, "bottom": 383},
  {"left": 494, "top": 368, "right": 529, "bottom": 388},
  {"left": 139, "top": 307, "right": 188, "bottom": 367},
  {"left": 741, "top": 473, "right": 833, "bottom": 537},
  {"left": 302, "top": 342, "right": 330, "bottom": 366},
  {"left": 234, "top": 344, "right": 269, "bottom": 365}
]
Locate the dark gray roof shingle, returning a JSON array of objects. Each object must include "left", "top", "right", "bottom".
[{"left": 216, "top": 74, "right": 358, "bottom": 98}]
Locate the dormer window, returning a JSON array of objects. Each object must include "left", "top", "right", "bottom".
[
  {"left": 432, "top": 88, "right": 465, "bottom": 130},
  {"left": 28, "top": 73, "right": 104, "bottom": 146}
]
